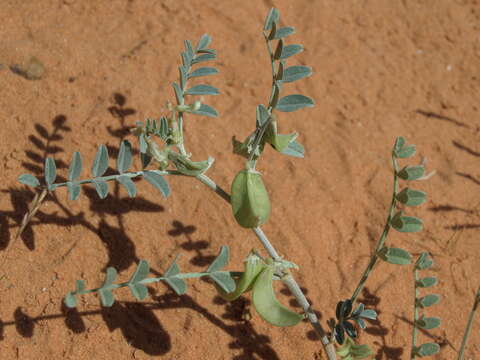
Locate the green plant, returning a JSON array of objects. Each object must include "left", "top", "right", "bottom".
[{"left": 13, "top": 7, "right": 478, "bottom": 360}]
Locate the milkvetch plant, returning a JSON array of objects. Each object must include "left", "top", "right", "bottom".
[{"left": 14, "top": 7, "right": 479, "bottom": 360}]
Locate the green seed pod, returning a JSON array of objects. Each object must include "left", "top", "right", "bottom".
[
  {"left": 252, "top": 262, "right": 303, "bottom": 327},
  {"left": 231, "top": 169, "right": 271, "bottom": 228},
  {"left": 216, "top": 250, "right": 266, "bottom": 301}
]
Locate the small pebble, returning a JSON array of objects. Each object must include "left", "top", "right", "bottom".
[{"left": 10, "top": 56, "right": 45, "bottom": 80}]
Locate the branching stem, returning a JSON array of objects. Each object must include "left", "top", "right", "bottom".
[{"left": 196, "top": 174, "right": 337, "bottom": 360}]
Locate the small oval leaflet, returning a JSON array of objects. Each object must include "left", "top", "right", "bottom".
[
  {"left": 414, "top": 343, "right": 440, "bottom": 357},
  {"left": 44, "top": 157, "right": 57, "bottom": 188},
  {"left": 416, "top": 276, "right": 438, "bottom": 288},
  {"left": 192, "top": 53, "right": 216, "bottom": 64},
  {"left": 417, "top": 294, "right": 441, "bottom": 308},
  {"left": 263, "top": 7, "right": 280, "bottom": 31},
  {"left": 18, "top": 174, "right": 40, "bottom": 188},
  {"left": 279, "top": 44, "right": 303, "bottom": 60},
  {"left": 117, "top": 140, "right": 133, "bottom": 174},
  {"left": 396, "top": 144, "right": 416, "bottom": 159},
  {"left": 196, "top": 34, "right": 212, "bottom": 51},
  {"left": 416, "top": 316, "right": 441, "bottom": 330},
  {"left": 187, "top": 67, "right": 218, "bottom": 79},
  {"left": 377, "top": 247, "right": 413, "bottom": 265},
  {"left": 390, "top": 212, "right": 423, "bottom": 233},
  {"left": 128, "top": 260, "right": 150, "bottom": 301},
  {"left": 116, "top": 175, "right": 136, "bottom": 197},
  {"left": 68, "top": 152, "right": 82, "bottom": 182},
  {"left": 184, "top": 84, "right": 219, "bottom": 96},
  {"left": 99, "top": 267, "right": 118, "bottom": 307},
  {"left": 397, "top": 165, "right": 425, "bottom": 181},
  {"left": 396, "top": 188, "right": 427, "bottom": 207},
  {"left": 415, "top": 252, "right": 434, "bottom": 270},
  {"left": 276, "top": 94, "right": 314, "bottom": 112},
  {"left": 282, "top": 65, "right": 312, "bottom": 83},
  {"left": 93, "top": 179, "right": 109, "bottom": 199},
  {"left": 67, "top": 182, "right": 81, "bottom": 201},
  {"left": 164, "top": 256, "right": 187, "bottom": 295},
  {"left": 143, "top": 171, "right": 170, "bottom": 197},
  {"left": 273, "top": 26, "right": 295, "bottom": 39},
  {"left": 92, "top": 144, "right": 109, "bottom": 178},
  {"left": 190, "top": 103, "right": 218, "bottom": 118}
]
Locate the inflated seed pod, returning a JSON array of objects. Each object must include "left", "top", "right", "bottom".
[
  {"left": 216, "top": 250, "right": 266, "bottom": 301},
  {"left": 252, "top": 262, "right": 303, "bottom": 327},
  {"left": 231, "top": 169, "right": 271, "bottom": 228}
]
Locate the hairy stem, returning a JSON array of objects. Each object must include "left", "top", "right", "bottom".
[
  {"left": 196, "top": 173, "right": 337, "bottom": 360},
  {"left": 457, "top": 287, "right": 480, "bottom": 360}
]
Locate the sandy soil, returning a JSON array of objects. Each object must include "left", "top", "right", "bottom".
[{"left": 1, "top": 0, "right": 479, "bottom": 359}]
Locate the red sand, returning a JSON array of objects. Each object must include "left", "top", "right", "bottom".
[{"left": 1, "top": 1, "right": 479, "bottom": 359}]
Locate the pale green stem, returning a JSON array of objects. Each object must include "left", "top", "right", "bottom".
[
  {"left": 457, "top": 287, "right": 480, "bottom": 360},
  {"left": 350, "top": 152, "right": 399, "bottom": 305},
  {"left": 411, "top": 267, "right": 420, "bottom": 359}
]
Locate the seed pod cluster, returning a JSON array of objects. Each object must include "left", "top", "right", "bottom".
[{"left": 231, "top": 169, "right": 271, "bottom": 228}]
